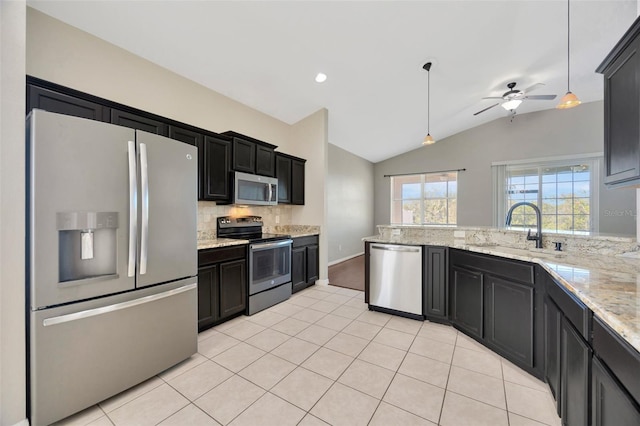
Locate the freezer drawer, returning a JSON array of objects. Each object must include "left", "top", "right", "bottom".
[
  {"left": 369, "top": 244, "right": 423, "bottom": 316},
  {"left": 30, "top": 279, "right": 197, "bottom": 426}
]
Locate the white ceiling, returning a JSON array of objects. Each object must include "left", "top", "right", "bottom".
[{"left": 28, "top": 1, "right": 637, "bottom": 163}]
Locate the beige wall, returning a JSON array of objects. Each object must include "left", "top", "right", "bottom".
[
  {"left": 1, "top": 1, "right": 27, "bottom": 425},
  {"left": 327, "top": 144, "right": 375, "bottom": 264},
  {"left": 374, "top": 101, "right": 637, "bottom": 236}
]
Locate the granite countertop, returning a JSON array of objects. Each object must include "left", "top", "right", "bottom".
[
  {"left": 197, "top": 225, "right": 320, "bottom": 250},
  {"left": 364, "top": 236, "right": 640, "bottom": 354}
]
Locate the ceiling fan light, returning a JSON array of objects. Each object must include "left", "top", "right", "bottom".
[
  {"left": 422, "top": 133, "right": 435, "bottom": 145},
  {"left": 556, "top": 91, "right": 581, "bottom": 109},
  {"left": 501, "top": 99, "right": 523, "bottom": 111}
]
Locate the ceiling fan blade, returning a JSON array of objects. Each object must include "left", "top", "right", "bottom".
[
  {"left": 523, "top": 83, "right": 545, "bottom": 93},
  {"left": 525, "top": 95, "right": 557, "bottom": 100},
  {"left": 473, "top": 103, "right": 499, "bottom": 116},
  {"left": 482, "top": 97, "right": 503, "bottom": 100}
]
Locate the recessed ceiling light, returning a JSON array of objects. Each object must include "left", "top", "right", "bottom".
[{"left": 315, "top": 73, "right": 327, "bottom": 83}]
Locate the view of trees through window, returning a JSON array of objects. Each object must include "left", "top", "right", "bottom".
[
  {"left": 506, "top": 164, "right": 591, "bottom": 232},
  {"left": 391, "top": 172, "right": 457, "bottom": 224}
]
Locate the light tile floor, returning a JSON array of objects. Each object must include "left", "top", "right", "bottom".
[{"left": 55, "top": 285, "right": 561, "bottom": 426}]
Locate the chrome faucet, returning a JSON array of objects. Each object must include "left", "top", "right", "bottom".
[{"left": 505, "top": 202, "right": 543, "bottom": 249}]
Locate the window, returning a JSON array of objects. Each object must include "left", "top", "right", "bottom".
[
  {"left": 493, "top": 156, "right": 599, "bottom": 233},
  {"left": 391, "top": 172, "right": 457, "bottom": 224}
]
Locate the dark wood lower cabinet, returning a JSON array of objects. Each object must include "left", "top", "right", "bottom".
[
  {"left": 561, "top": 316, "right": 592, "bottom": 426},
  {"left": 545, "top": 296, "right": 562, "bottom": 413},
  {"left": 484, "top": 275, "right": 534, "bottom": 368},
  {"left": 198, "top": 246, "right": 247, "bottom": 331},
  {"left": 592, "top": 356, "right": 640, "bottom": 426},
  {"left": 291, "top": 246, "right": 307, "bottom": 293},
  {"left": 449, "top": 266, "right": 483, "bottom": 340},
  {"left": 424, "top": 247, "right": 448, "bottom": 320},
  {"left": 291, "top": 236, "right": 319, "bottom": 294}
]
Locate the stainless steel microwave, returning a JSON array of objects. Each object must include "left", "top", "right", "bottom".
[{"left": 233, "top": 171, "right": 278, "bottom": 206}]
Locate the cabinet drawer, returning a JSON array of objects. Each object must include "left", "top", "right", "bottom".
[
  {"left": 546, "top": 277, "right": 591, "bottom": 340},
  {"left": 198, "top": 245, "right": 246, "bottom": 266},
  {"left": 450, "top": 249, "right": 535, "bottom": 284},
  {"left": 293, "top": 235, "right": 319, "bottom": 248},
  {"left": 593, "top": 316, "right": 640, "bottom": 404}
]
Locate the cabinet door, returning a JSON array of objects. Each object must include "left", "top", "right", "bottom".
[
  {"left": 256, "top": 145, "right": 275, "bottom": 177},
  {"left": 291, "top": 247, "right": 307, "bottom": 293},
  {"left": 169, "top": 126, "right": 203, "bottom": 199},
  {"left": 592, "top": 356, "right": 640, "bottom": 426},
  {"left": 450, "top": 266, "right": 483, "bottom": 340},
  {"left": 424, "top": 247, "right": 448, "bottom": 320},
  {"left": 276, "top": 155, "right": 292, "bottom": 204},
  {"left": 561, "top": 317, "right": 592, "bottom": 426},
  {"left": 27, "top": 85, "right": 111, "bottom": 122},
  {"left": 484, "top": 275, "right": 534, "bottom": 368},
  {"left": 603, "top": 37, "right": 640, "bottom": 186},
  {"left": 202, "top": 135, "right": 231, "bottom": 201},
  {"left": 545, "top": 297, "right": 562, "bottom": 414},
  {"left": 291, "top": 159, "right": 306, "bottom": 205},
  {"left": 232, "top": 138, "right": 255, "bottom": 173},
  {"left": 111, "top": 109, "right": 169, "bottom": 136},
  {"left": 197, "top": 265, "right": 219, "bottom": 329},
  {"left": 219, "top": 259, "right": 247, "bottom": 318},
  {"left": 306, "top": 244, "right": 319, "bottom": 284}
]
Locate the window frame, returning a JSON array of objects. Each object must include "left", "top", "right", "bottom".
[
  {"left": 492, "top": 154, "right": 601, "bottom": 234},
  {"left": 390, "top": 171, "right": 458, "bottom": 225}
]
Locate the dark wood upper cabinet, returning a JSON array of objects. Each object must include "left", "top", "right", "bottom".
[
  {"left": 256, "top": 145, "right": 276, "bottom": 177},
  {"left": 202, "top": 135, "right": 232, "bottom": 202},
  {"left": 111, "top": 109, "right": 169, "bottom": 136},
  {"left": 222, "top": 131, "right": 277, "bottom": 177},
  {"left": 276, "top": 153, "right": 306, "bottom": 205},
  {"left": 27, "top": 84, "right": 111, "bottom": 122},
  {"left": 597, "top": 15, "right": 640, "bottom": 188}
]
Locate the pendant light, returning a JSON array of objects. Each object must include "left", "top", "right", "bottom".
[
  {"left": 557, "top": 0, "right": 581, "bottom": 109},
  {"left": 422, "top": 62, "right": 435, "bottom": 145}
]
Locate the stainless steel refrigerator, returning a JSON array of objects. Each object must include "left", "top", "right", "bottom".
[{"left": 27, "top": 110, "right": 198, "bottom": 426}]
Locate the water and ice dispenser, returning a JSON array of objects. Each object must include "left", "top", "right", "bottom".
[{"left": 57, "top": 212, "right": 119, "bottom": 283}]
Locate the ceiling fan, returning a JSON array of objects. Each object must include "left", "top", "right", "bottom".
[{"left": 473, "top": 82, "right": 557, "bottom": 116}]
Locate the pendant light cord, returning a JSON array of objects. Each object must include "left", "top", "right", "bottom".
[
  {"left": 427, "top": 68, "right": 430, "bottom": 134},
  {"left": 567, "top": 0, "right": 570, "bottom": 92}
]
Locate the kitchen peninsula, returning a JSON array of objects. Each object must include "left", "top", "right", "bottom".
[{"left": 364, "top": 224, "right": 640, "bottom": 425}]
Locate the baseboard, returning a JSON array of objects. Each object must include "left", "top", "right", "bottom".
[
  {"left": 11, "top": 419, "right": 29, "bottom": 426},
  {"left": 314, "top": 279, "right": 330, "bottom": 286},
  {"left": 328, "top": 252, "right": 364, "bottom": 267}
]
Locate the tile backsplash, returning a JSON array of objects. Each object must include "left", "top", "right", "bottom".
[{"left": 197, "top": 201, "right": 293, "bottom": 239}]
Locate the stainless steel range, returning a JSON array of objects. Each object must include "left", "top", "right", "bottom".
[{"left": 217, "top": 216, "right": 292, "bottom": 315}]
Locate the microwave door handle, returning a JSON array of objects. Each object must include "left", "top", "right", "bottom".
[
  {"left": 268, "top": 183, "right": 273, "bottom": 202},
  {"left": 127, "top": 141, "right": 137, "bottom": 278}
]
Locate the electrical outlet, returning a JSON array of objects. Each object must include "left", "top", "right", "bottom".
[
  {"left": 339, "top": 244, "right": 342, "bottom": 251},
  {"left": 275, "top": 215, "right": 280, "bottom": 224},
  {"left": 392, "top": 229, "right": 401, "bottom": 235}
]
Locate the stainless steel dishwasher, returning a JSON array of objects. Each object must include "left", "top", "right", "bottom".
[{"left": 369, "top": 243, "right": 423, "bottom": 317}]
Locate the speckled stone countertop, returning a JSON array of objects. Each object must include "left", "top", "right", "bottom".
[
  {"left": 197, "top": 225, "right": 320, "bottom": 250},
  {"left": 364, "top": 226, "right": 640, "bottom": 354}
]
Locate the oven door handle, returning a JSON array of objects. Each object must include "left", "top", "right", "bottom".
[{"left": 250, "top": 239, "right": 293, "bottom": 251}]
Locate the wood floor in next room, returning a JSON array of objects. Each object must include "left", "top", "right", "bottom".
[
  {"left": 54, "top": 284, "right": 561, "bottom": 426},
  {"left": 328, "top": 255, "right": 365, "bottom": 291}
]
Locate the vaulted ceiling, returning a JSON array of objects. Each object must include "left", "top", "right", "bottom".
[{"left": 28, "top": 1, "right": 637, "bottom": 162}]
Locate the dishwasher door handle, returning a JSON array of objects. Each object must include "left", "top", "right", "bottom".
[{"left": 370, "top": 244, "right": 421, "bottom": 253}]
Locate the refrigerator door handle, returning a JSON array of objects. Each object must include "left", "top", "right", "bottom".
[
  {"left": 42, "top": 283, "right": 197, "bottom": 326},
  {"left": 127, "top": 141, "right": 137, "bottom": 277},
  {"left": 140, "top": 142, "right": 149, "bottom": 275}
]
